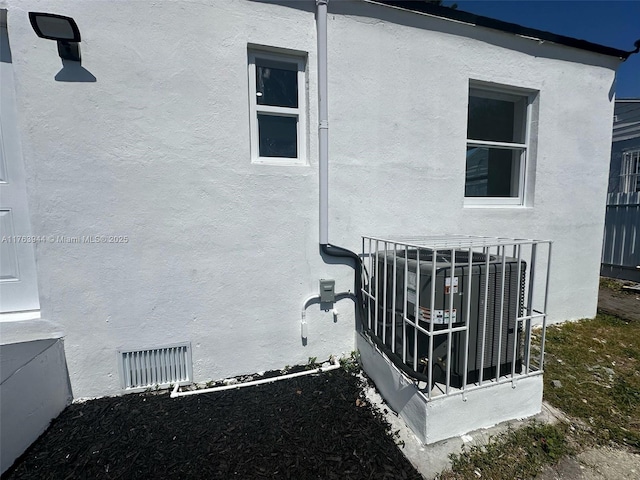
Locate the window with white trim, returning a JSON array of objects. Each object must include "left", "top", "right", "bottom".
[
  {"left": 248, "top": 50, "right": 306, "bottom": 165},
  {"left": 620, "top": 150, "right": 640, "bottom": 193},
  {"left": 465, "top": 85, "right": 532, "bottom": 206}
]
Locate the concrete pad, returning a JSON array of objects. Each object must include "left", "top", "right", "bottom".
[
  {"left": 363, "top": 378, "right": 568, "bottom": 480},
  {"left": 357, "top": 332, "right": 544, "bottom": 445},
  {"left": 356, "top": 331, "right": 564, "bottom": 479}
]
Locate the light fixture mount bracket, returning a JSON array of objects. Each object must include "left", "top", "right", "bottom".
[{"left": 57, "top": 41, "right": 81, "bottom": 62}]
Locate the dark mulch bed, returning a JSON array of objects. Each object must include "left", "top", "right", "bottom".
[{"left": 3, "top": 369, "right": 422, "bottom": 479}]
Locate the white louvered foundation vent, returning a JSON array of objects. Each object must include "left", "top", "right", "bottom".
[{"left": 118, "top": 342, "right": 193, "bottom": 391}]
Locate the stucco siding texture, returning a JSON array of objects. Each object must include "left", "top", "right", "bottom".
[{"left": 4, "top": 0, "right": 618, "bottom": 397}]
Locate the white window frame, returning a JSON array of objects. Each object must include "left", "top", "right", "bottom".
[
  {"left": 620, "top": 149, "right": 640, "bottom": 193},
  {"left": 248, "top": 50, "right": 307, "bottom": 166},
  {"left": 464, "top": 85, "right": 533, "bottom": 207}
]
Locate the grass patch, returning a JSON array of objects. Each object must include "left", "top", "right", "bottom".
[
  {"left": 438, "top": 311, "right": 639, "bottom": 479},
  {"left": 438, "top": 422, "right": 572, "bottom": 480},
  {"left": 543, "top": 313, "right": 640, "bottom": 450}
]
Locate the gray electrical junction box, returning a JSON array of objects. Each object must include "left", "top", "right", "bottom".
[{"left": 319, "top": 279, "right": 335, "bottom": 303}]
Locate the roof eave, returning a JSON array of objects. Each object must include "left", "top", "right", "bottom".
[{"left": 368, "top": 0, "right": 633, "bottom": 60}]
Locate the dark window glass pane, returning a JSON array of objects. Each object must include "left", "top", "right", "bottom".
[
  {"left": 256, "top": 59, "right": 298, "bottom": 108},
  {"left": 467, "top": 96, "right": 517, "bottom": 143},
  {"left": 258, "top": 114, "right": 297, "bottom": 158},
  {"left": 465, "top": 147, "right": 520, "bottom": 197}
]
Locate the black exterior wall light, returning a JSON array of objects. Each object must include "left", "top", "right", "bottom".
[{"left": 29, "top": 12, "right": 81, "bottom": 61}]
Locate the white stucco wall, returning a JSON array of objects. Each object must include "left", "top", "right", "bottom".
[{"left": 3, "top": 0, "right": 619, "bottom": 397}]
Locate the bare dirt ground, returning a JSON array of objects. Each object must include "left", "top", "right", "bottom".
[
  {"left": 536, "top": 280, "right": 640, "bottom": 480},
  {"left": 537, "top": 447, "right": 640, "bottom": 480},
  {"left": 597, "top": 280, "right": 640, "bottom": 322}
]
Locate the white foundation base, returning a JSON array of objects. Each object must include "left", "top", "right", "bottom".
[{"left": 356, "top": 332, "right": 543, "bottom": 444}]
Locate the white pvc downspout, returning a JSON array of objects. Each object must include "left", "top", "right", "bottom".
[{"left": 317, "top": 0, "right": 329, "bottom": 245}]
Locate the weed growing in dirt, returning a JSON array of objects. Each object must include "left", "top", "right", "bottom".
[
  {"left": 306, "top": 356, "right": 319, "bottom": 369},
  {"left": 599, "top": 277, "right": 625, "bottom": 292},
  {"left": 339, "top": 350, "right": 361, "bottom": 374}
]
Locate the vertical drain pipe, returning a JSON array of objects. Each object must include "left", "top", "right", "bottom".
[
  {"left": 317, "top": 0, "right": 329, "bottom": 246},
  {"left": 315, "top": 0, "right": 366, "bottom": 329}
]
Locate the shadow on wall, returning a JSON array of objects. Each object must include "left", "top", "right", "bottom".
[
  {"left": 55, "top": 59, "right": 96, "bottom": 82},
  {"left": 1, "top": 12, "right": 12, "bottom": 64},
  {"left": 609, "top": 79, "right": 615, "bottom": 101}
]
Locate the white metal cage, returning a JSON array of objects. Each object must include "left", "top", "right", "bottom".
[{"left": 361, "top": 235, "right": 552, "bottom": 400}]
